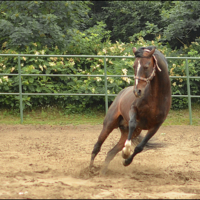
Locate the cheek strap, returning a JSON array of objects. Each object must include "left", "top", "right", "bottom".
[{"left": 134, "top": 50, "right": 162, "bottom": 83}]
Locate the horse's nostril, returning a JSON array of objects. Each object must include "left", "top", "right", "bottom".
[{"left": 134, "top": 89, "right": 142, "bottom": 97}]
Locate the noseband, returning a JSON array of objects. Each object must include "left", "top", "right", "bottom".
[{"left": 134, "top": 49, "right": 161, "bottom": 84}]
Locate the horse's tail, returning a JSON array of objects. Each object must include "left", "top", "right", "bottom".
[{"left": 132, "top": 134, "right": 164, "bottom": 150}]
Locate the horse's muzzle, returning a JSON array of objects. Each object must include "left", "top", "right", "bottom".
[{"left": 133, "top": 88, "right": 142, "bottom": 97}]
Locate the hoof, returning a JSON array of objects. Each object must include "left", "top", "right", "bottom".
[
  {"left": 122, "top": 150, "right": 129, "bottom": 159},
  {"left": 123, "top": 158, "right": 132, "bottom": 167},
  {"left": 100, "top": 162, "right": 108, "bottom": 176},
  {"left": 100, "top": 166, "right": 108, "bottom": 176},
  {"left": 89, "top": 160, "right": 94, "bottom": 168},
  {"left": 100, "top": 168, "right": 107, "bottom": 176}
]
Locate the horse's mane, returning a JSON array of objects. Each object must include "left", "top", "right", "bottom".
[{"left": 135, "top": 46, "right": 168, "bottom": 68}]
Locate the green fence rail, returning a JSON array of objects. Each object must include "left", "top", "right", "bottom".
[{"left": 0, "top": 54, "right": 200, "bottom": 125}]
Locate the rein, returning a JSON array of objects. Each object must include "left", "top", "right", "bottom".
[{"left": 134, "top": 49, "right": 161, "bottom": 84}]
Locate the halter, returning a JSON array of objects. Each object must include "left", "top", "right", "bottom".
[{"left": 134, "top": 49, "right": 161, "bottom": 84}]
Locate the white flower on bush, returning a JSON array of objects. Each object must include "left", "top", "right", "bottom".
[
  {"left": 49, "top": 62, "right": 55, "bottom": 66},
  {"left": 109, "top": 78, "right": 114, "bottom": 83},
  {"left": 172, "top": 82, "right": 176, "bottom": 86},
  {"left": 3, "top": 76, "right": 8, "bottom": 82},
  {"left": 103, "top": 48, "right": 107, "bottom": 54},
  {"left": 3, "top": 65, "right": 6, "bottom": 69},
  {"left": 10, "top": 67, "right": 15, "bottom": 72},
  {"left": 92, "top": 88, "right": 95, "bottom": 93},
  {"left": 122, "top": 77, "right": 131, "bottom": 84},
  {"left": 35, "top": 51, "right": 39, "bottom": 55},
  {"left": 122, "top": 68, "right": 128, "bottom": 75},
  {"left": 39, "top": 65, "right": 43, "bottom": 71},
  {"left": 0, "top": 79, "right": 2, "bottom": 83},
  {"left": 70, "top": 61, "right": 75, "bottom": 66},
  {"left": 110, "top": 47, "right": 115, "bottom": 52},
  {"left": 96, "top": 77, "right": 102, "bottom": 82},
  {"left": 120, "top": 48, "right": 125, "bottom": 53}
]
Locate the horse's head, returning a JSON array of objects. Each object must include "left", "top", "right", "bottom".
[{"left": 132, "top": 47, "right": 159, "bottom": 98}]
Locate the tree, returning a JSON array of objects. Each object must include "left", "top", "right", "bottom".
[
  {"left": 88, "top": 1, "right": 200, "bottom": 49},
  {"left": 0, "top": 1, "right": 91, "bottom": 50},
  {"left": 161, "top": 1, "right": 200, "bottom": 48},
  {"left": 89, "top": 1, "right": 163, "bottom": 43}
]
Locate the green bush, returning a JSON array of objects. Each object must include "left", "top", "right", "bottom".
[{"left": 0, "top": 26, "right": 200, "bottom": 112}]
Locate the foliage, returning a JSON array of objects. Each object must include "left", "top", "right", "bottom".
[
  {"left": 0, "top": 21, "right": 131, "bottom": 112},
  {"left": 91, "top": 1, "right": 163, "bottom": 43},
  {"left": 0, "top": 1, "right": 91, "bottom": 51},
  {"left": 2, "top": 25, "right": 198, "bottom": 112},
  {"left": 1, "top": 1, "right": 200, "bottom": 112},
  {"left": 161, "top": 1, "right": 200, "bottom": 48},
  {"left": 89, "top": 1, "right": 200, "bottom": 49}
]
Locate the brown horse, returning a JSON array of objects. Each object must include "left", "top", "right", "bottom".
[{"left": 90, "top": 46, "right": 171, "bottom": 174}]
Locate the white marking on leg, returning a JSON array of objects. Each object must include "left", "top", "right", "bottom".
[
  {"left": 135, "top": 60, "right": 141, "bottom": 86},
  {"left": 122, "top": 140, "right": 131, "bottom": 157}
]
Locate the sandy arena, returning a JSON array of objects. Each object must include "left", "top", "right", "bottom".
[{"left": 0, "top": 124, "right": 200, "bottom": 199}]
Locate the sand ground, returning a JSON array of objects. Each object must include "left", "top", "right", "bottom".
[{"left": 0, "top": 124, "right": 200, "bottom": 199}]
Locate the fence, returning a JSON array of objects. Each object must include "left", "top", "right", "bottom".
[{"left": 0, "top": 54, "right": 200, "bottom": 125}]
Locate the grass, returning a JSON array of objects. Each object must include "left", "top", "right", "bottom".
[
  {"left": 0, "top": 107, "right": 105, "bottom": 126},
  {"left": 163, "top": 104, "right": 200, "bottom": 126},
  {"left": 0, "top": 104, "right": 200, "bottom": 126}
]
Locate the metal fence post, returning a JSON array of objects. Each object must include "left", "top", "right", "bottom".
[
  {"left": 18, "top": 56, "right": 23, "bottom": 123},
  {"left": 185, "top": 58, "right": 192, "bottom": 125},
  {"left": 104, "top": 56, "right": 108, "bottom": 113}
]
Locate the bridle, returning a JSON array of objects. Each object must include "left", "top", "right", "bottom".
[{"left": 134, "top": 49, "right": 161, "bottom": 84}]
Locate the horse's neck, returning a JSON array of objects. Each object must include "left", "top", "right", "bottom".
[{"left": 150, "top": 59, "right": 171, "bottom": 101}]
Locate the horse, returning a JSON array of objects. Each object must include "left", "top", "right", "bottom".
[{"left": 90, "top": 46, "right": 171, "bottom": 174}]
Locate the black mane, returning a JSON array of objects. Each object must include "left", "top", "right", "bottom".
[
  {"left": 134, "top": 46, "right": 156, "bottom": 58},
  {"left": 135, "top": 46, "right": 168, "bottom": 68}
]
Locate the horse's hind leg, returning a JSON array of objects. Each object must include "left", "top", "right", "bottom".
[
  {"left": 100, "top": 127, "right": 128, "bottom": 174},
  {"left": 90, "top": 110, "right": 120, "bottom": 167}
]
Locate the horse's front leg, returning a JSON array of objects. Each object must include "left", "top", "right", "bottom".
[
  {"left": 123, "top": 125, "right": 161, "bottom": 166},
  {"left": 122, "top": 109, "right": 137, "bottom": 159}
]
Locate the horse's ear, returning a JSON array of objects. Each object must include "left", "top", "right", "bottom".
[
  {"left": 132, "top": 47, "right": 137, "bottom": 54},
  {"left": 148, "top": 48, "right": 156, "bottom": 56}
]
